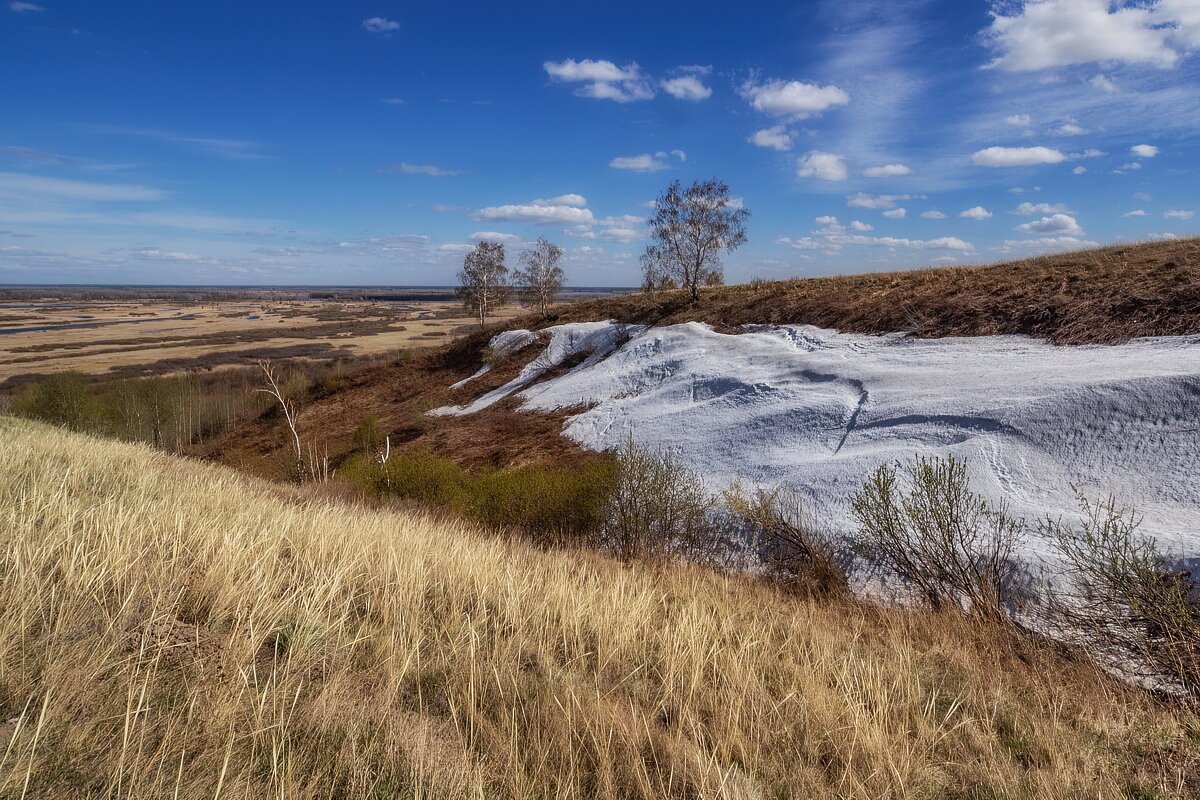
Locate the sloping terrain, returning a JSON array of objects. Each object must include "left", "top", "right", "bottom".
[
  {"left": 2, "top": 417, "right": 1197, "bottom": 798},
  {"left": 204, "top": 239, "right": 1200, "bottom": 515},
  {"left": 551, "top": 237, "right": 1200, "bottom": 344}
]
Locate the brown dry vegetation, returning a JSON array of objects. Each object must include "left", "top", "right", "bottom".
[
  {"left": 2, "top": 417, "right": 1198, "bottom": 798},
  {"left": 545, "top": 237, "right": 1200, "bottom": 344},
  {"left": 198, "top": 329, "right": 596, "bottom": 479}
]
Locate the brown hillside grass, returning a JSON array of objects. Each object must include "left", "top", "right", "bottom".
[
  {"left": 545, "top": 237, "right": 1200, "bottom": 344},
  {"left": 2, "top": 416, "right": 1198, "bottom": 798}
]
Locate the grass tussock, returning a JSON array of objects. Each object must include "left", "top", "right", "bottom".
[{"left": 1, "top": 416, "right": 1197, "bottom": 798}]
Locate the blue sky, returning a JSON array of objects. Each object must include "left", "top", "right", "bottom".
[{"left": 1, "top": 0, "right": 1198, "bottom": 286}]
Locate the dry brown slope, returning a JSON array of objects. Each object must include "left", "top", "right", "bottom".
[
  {"left": 549, "top": 237, "right": 1200, "bottom": 344},
  {"left": 204, "top": 238, "right": 1200, "bottom": 477}
]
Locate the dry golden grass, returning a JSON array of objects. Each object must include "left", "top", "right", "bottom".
[{"left": 1, "top": 416, "right": 1197, "bottom": 798}]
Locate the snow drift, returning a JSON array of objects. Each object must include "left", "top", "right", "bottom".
[{"left": 433, "top": 321, "right": 1200, "bottom": 560}]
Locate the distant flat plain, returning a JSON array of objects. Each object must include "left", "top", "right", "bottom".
[{"left": 0, "top": 286, "right": 629, "bottom": 389}]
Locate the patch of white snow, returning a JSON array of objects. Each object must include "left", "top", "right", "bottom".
[
  {"left": 431, "top": 321, "right": 646, "bottom": 416},
  {"left": 486, "top": 320, "right": 1200, "bottom": 563}
]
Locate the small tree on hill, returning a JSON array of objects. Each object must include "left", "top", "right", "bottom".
[
  {"left": 515, "top": 236, "right": 566, "bottom": 320},
  {"left": 457, "top": 241, "right": 512, "bottom": 327},
  {"left": 641, "top": 178, "right": 749, "bottom": 302}
]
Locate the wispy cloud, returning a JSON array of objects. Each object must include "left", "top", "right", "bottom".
[
  {"left": 2, "top": 147, "right": 77, "bottom": 164},
  {"left": 609, "top": 153, "right": 671, "bottom": 172},
  {"left": 362, "top": 17, "right": 400, "bottom": 35},
  {"left": 85, "top": 125, "right": 269, "bottom": 160},
  {"left": 8, "top": 2, "right": 45, "bottom": 12},
  {"left": 377, "top": 162, "right": 464, "bottom": 177},
  {"left": 0, "top": 172, "right": 166, "bottom": 201}
]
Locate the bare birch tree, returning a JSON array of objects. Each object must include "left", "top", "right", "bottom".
[
  {"left": 642, "top": 179, "right": 749, "bottom": 302},
  {"left": 254, "top": 360, "right": 304, "bottom": 482},
  {"left": 457, "top": 241, "right": 512, "bottom": 327},
  {"left": 514, "top": 236, "right": 566, "bottom": 319}
]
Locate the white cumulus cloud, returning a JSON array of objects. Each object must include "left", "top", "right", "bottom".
[
  {"left": 543, "top": 58, "right": 654, "bottom": 103},
  {"left": 1131, "top": 144, "right": 1160, "bottom": 157},
  {"left": 1050, "top": 121, "right": 1087, "bottom": 136},
  {"left": 741, "top": 79, "right": 850, "bottom": 120},
  {"left": 921, "top": 210, "right": 947, "bottom": 219},
  {"left": 971, "top": 146, "right": 1067, "bottom": 166},
  {"left": 1015, "top": 213, "right": 1084, "bottom": 235},
  {"left": 1123, "top": 209, "right": 1147, "bottom": 216},
  {"left": 1164, "top": 209, "right": 1195, "bottom": 219},
  {"left": 472, "top": 201, "right": 595, "bottom": 225},
  {"left": 862, "top": 163, "right": 913, "bottom": 178},
  {"left": 984, "top": 0, "right": 1180, "bottom": 71},
  {"left": 661, "top": 75, "right": 711, "bottom": 101},
  {"left": 748, "top": 125, "right": 793, "bottom": 151},
  {"left": 882, "top": 208, "right": 907, "bottom": 219},
  {"left": 960, "top": 206, "right": 994, "bottom": 220},
  {"left": 796, "top": 151, "right": 847, "bottom": 181}
]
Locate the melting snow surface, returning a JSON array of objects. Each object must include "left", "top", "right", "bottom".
[
  {"left": 434, "top": 320, "right": 1200, "bottom": 560},
  {"left": 432, "top": 321, "right": 645, "bottom": 416},
  {"left": 447, "top": 329, "right": 543, "bottom": 390}
]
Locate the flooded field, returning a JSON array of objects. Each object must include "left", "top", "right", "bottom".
[{"left": 0, "top": 295, "right": 529, "bottom": 389}]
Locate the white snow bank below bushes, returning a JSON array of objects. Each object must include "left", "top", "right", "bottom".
[{"left": 434, "top": 320, "right": 1200, "bottom": 560}]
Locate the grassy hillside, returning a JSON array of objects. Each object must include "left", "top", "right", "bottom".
[
  {"left": 549, "top": 237, "right": 1200, "bottom": 345},
  {"left": 1, "top": 417, "right": 1197, "bottom": 798}
]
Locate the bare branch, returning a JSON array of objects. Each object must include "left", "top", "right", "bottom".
[{"left": 254, "top": 360, "right": 304, "bottom": 482}]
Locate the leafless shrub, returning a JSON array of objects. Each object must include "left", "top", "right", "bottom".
[
  {"left": 601, "top": 439, "right": 719, "bottom": 562},
  {"left": 723, "top": 484, "right": 848, "bottom": 598},
  {"left": 850, "top": 455, "right": 1025, "bottom": 621},
  {"left": 1044, "top": 496, "right": 1200, "bottom": 699}
]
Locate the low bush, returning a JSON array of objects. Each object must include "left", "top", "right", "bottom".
[
  {"left": 850, "top": 455, "right": 1025, "bottom": 620},
  {"left": 723, "top": 484, "right": 848, "bottom": 598},
  {"left": 600, "top": 439, "right": 717, "bottom": 562},
  {"left": 1044, "top": 496, "right": 1200, "bottom": 699},
  {"left": 12, "top": 370, "right": 91, "bottom": 430},
  {"left": 340, "top": 447, "right": 617, "bottom": 543}
]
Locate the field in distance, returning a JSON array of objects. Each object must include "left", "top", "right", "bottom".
[{"left": 0, "top": 285, "right": 627, "bottom": 389}]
